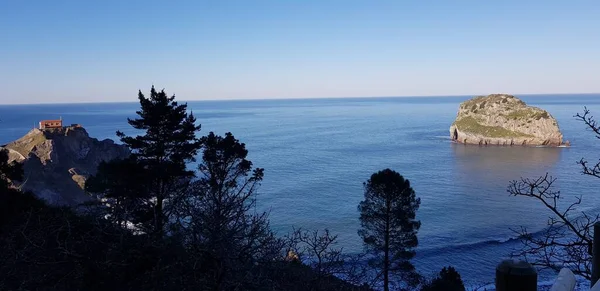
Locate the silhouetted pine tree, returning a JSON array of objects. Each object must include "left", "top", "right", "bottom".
[
  {"left": 420, "top": 266, "right": 465, "bottom": 291},
  {"left": 89, "top": 86, "right": 201, "bottom": 236},
  {"left": 358, "top": 169, "right": 421, "bottom": 291}
]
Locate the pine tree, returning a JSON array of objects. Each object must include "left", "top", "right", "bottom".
[
  {"left": 420, "top": 266, "right": 465, "bottom": 291},
  {"left": 88, "top": 86, "right": 201, "bottom": 236},
  {"left": 358, "top": 168, "right": 421, "bottom": 291}
]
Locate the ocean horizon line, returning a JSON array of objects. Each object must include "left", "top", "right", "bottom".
[{"left": 2, "top": 92, "right": 599, "bottom": 106}]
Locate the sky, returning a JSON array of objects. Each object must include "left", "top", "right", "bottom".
[{"left": 1, "top": 0, "right": 599, "bottom": 104}]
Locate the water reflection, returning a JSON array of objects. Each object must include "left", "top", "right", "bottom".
[
  {"left": 452, "top": 143, "right": 562, "bottom": 180},
  {"left": 442, "top": 144, "right": 564, "bottom": 258}
]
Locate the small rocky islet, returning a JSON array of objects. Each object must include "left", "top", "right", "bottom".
[{"left": 449, "top": 94, "right": 568, "bottom": 147}]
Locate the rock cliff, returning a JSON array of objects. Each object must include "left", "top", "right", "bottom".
[
  {"left": 449, "top": 94, "right": 565, "bottom": 146},
  {"left": 2, "top": 126, "right": 129, "bottom": 206}
]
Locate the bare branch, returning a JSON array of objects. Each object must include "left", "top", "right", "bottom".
[
  {"left": 508, "top": 173, "right": 596, "bottom": 279},
  {"left": 575, "top": 107, "right": 600, "bottom": 179}
]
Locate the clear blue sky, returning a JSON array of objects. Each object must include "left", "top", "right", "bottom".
[{"left": 1, "top": 0, "right": 599, "bottom": 104}]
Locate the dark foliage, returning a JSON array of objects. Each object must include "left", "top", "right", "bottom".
[
  {"left": 177, "top": 131, "right": 284, "bottom": 289},
  {"left": 0, "top": 190, "right": 365, "bottom": 290},
  {"left": 420, "top": 266, "right": 465, "bottom": 291},
  {"left": 88, "top": 86, "right": 202, "bottom": 236},
  {"left": 0, "top": 90, "right": 393, "bottom": 291},
  {"left": 0, "top": 147, "right": 199, "bottom": 290},
  {"left": 0, "top": 149, "right": 23, "bottom": 189},
  {"left": 118, "top": 86, "right": 201, "bottom": 169},
  {"left": 358, "top": 169, "right": 421, "bottom": 291},
  {"left": 85, "top": 157, "right": 149, "bottom": 227},
  {"left": 0, "top": 149, "right": 42, "bottom": 230}
]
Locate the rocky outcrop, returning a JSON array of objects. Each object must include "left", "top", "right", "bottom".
[
  {"left": 450, "top": 94, "right": 565, "bottom": 146},
  {"left": 2, "top": 126, "right": 129, "bottom": 206}
]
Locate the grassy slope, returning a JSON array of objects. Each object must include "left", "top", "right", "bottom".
[
  {"left": 6, "top": 130, "right": 48, "bottom": 158},
  {"left": 453, "top": 116, "right": 533, "bottom": 138}
]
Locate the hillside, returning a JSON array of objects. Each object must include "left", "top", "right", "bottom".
[{"left": 2, "top": 126, "right": 129, "bottom": 205}]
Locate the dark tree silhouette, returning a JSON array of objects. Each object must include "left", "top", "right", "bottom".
[
  {"left": 420, "top": 266, "right": 465, "bottom": 291},
  {"left": 0, "top": 91, "right": 379, "bottom": 291},
  {"left": 358, "top": 168, "right": 421, "bottom": 291},
  {"left": 0, "top": 149, "right": 23, "bottom": 190},
  {"left": 0, "top": 133, "right": 369, "bottom": 291},
  {"left": 88, "top": 86, "right": 201, "bottom": 236},
  {"left": 0, "top": 165, "right": 191, "bottom": 289},
  {"left": 508, "top": 107, "right": 600, "bottom": 279},
  {"left": 286, "top": 228, "right": 345, "bottom": 280},
  {"left": 85, "top": 157, "right": 148, "bottom": 228},
  {"left": 179, "top": 131, "right": 280, "bottom": 289},
  {"left": 0, "top": 148, "right": 34, "bottom": 226},
  {"left": 577, "top": 107, "right": 600, "bottom": 179}
]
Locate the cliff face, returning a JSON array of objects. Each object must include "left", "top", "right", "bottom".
[
  {"left": 2, "top": 126, "right": 129, "bottom": 206},
  {"left": 449, "top": 94, "right": 565, "bottom": 146}
]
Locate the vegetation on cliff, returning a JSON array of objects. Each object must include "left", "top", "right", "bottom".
[{"left": 453, "top": 116, "right": 533, "bottom": 139}]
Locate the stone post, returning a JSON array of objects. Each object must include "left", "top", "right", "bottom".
[
  {"left": 592, "top": 222, "right": 600, "bottom": 286},
  {"left": 495, "top": 259, "right": 537, "bottom": 291},
  {"left": 549, "top": 268, "right": 576, "bottom": 291}
]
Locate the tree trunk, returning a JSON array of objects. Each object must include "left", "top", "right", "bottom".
[
  {"left": 384, "top": 199, "right": 391, "bottom": 291},
  {"left": 384, "top": 248, "right": 389, "bottom": 291},
  {"left": 156, "top": 196, "right": 163, "bottom": 236},
  {"left": 155, "top": 158, "right": 165, "bottom": 237},
  {"left": 156, "top": 176, "right": 164, "bottom": 237}
]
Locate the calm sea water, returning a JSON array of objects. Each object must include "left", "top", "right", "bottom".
[{"left": 1, "top": 94, "right": 600, "bottom": 286}]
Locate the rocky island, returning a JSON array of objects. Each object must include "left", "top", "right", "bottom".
[
  {"left": 450, "top": 94, "right": 566, "bottom": 146},
  {"left": 2, "top": 125, "right": 129, "bottom": 206}
]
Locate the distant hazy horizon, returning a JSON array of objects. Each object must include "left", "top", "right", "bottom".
[
  {"left": 3, "top": 92, "right": 600, "bottom": 106},
  {"left": 1, "top": 92, "right": 599, "bottom": 106},
  {"left": 2, "top": 1, "right": 599, "bottom": 104}
]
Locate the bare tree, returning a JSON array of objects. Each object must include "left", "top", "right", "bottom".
[
  {"left": 287, "top": 228, "right": 345, "bottom": 277},
  {"left": 507, "top": 174, "right": 595, "bottom": 278},
  {"left": 507, "top": 107, "right": 600, "bottom": 279},
  {"left": 282, "top": 228, "right": 378, "bottom": 290},
  {"left": 576, "top": 107, "right": 600, "bottom": 178}
]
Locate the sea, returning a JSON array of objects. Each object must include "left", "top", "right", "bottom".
[{"left": 1, "top": 94, "right": 600, "bottom": 288}]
